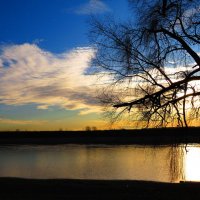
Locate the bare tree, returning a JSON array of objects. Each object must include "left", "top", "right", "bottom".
[
  {"left": 85, "top": 126, "right": 91, "bottom": 131},
  {"left": 90, "top": 0, "right": 200, "bottom": 128}
]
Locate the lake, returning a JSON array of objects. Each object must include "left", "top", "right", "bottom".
[{"left": 0, "top": 144, "right": 199, "bottom": 182}]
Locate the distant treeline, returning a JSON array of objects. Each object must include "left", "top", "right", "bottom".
[{"left": 0, "top": 127, "right": 200, "bottom": 145}]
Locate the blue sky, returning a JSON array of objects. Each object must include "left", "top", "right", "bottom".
[
  {"left": 0, "top": 0, "right": 129, "bottom": 52},
  {"left": 0, "top": 0, "right": 130, "bottom": 130}
]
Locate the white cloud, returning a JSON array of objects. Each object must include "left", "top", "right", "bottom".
[
  {"left": 37, "top": 105, "right": 49, "bottom": 110},
  {"left": 3, "top": 43, "right": 196, "bottom": 118},
  {"left": 75, "top": 0, "right": 110, "bottom": 15},
  {"left": 0, "top": 43, "right": 103, "bottom": 114}
]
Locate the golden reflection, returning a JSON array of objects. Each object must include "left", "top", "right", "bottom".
[
  {"left": 185, "top": 146, "right": 200, "bottom": 181},
  {"left": 168, "top": 145, "right": 185, "bottom": 182}
]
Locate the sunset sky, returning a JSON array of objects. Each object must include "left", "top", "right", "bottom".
[{"left": 0, "top": 0, "right": 131, "bottom": 131}]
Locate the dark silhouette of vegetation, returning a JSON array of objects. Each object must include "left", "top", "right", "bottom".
[
  {"left": 92, "top": 126, "right": 97, "bottom": 131},
  {"left": 1, "top": 128, "right": 200, "bottom": 145},
  {"left": 85, "top": 126, "right": 92, "bottom": 131},
  {"left": 90, "top": 0, "right": 200, "bottom": 128},
  {"left": 85, "top": 126, "right": 97, "bottom": 131}
]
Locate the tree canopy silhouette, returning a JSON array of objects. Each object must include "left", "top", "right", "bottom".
[{"left": 90, "top": 0, "right": 200, "bottom": 128}]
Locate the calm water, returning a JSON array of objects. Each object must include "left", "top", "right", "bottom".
[{"left": 0, "top": 144, "right": 199, "bottom": 182}]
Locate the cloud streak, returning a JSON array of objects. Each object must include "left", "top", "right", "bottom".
[
  {"left": 0, "top": 43, "right": 102, "bottom": 114},
  {"left": 75, "top": 0, "right": 110, "bottom": 15},
  {"left": 0, "top": 118, "right": 46, "bottom": 125}
]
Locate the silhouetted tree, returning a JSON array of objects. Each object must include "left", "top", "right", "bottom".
[
  {"left": 90, "top": 0, "right": 200, "bottom": 128},
  {"left": 91, "top": 126, "right": 97, "bottom": 131},
  {"left": 85, "top": 126, "right": 91, "bottom": 131}
]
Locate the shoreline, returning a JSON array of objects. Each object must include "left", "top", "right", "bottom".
[
  {"left": 0, "top": 178, "right": 200, "bottom": 199},
  {"left": 0, "top": 128, "right": 200, "bottom": 145}
]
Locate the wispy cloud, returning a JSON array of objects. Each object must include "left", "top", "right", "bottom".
[
  {"left": 0, "top": 118, "right": 46, "bottom": 125},
  {"left": 75, "top": 0, "right": 110, "bottom": 15},
  {"left": 0, "top": 43, "right": 102, "bottom": 114}
]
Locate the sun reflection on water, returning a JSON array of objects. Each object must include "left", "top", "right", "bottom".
[{"left": 185, "top": 146, "right": 200, "bottom": 182}]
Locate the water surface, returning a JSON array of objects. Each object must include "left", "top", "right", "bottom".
[{"left": 0, "top": 144, "right": 199, "bottom": 182}]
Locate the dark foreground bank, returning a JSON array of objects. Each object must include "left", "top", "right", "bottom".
[
  {"left": 1, "top": 127, "right": 200, "bottom": 145},
  {"left": 0, "top": 178, "right": 200, "bottom": 200}
]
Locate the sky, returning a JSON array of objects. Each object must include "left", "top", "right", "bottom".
[{"left": 0, "top": 0, "right": 130, "bottom": 131}]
